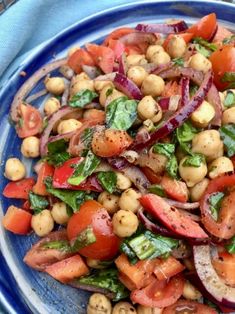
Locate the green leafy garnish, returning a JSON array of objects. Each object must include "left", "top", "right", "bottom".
[
  {"left": 224, "top": 90, "right": 235, "bottom": 107},
  {"left": 166, "top": 155, "right": 178, "bottom": 179},
  {"left": 176, "top": 121, "right": 199, "bottom": 154},
  {"left": 148, "top": 184, "right": 166, "bottom": 197},
  {"left": 182, "top": 154, "right": 205, "bottom": 167},
  {"left": 209, "top": 192, "right": 225, "bottom": 221},
  {"left": 68, "top": 150, "right": 100, "bottom": 186},
  {"left": 29, "top": 192, "right": 49, "bottom": 214},
  {"left": 172, "top": 57, "right": 184, "bottom": 66},
  {"left": 221, "top": 72, "right": 235, "bottom": 89},
  {"left": 219, "top": 124, "right": 235, "bottom": 157},
  {"left": 153, "top": 143, "right": 175, "bottom": 159},
  {"left": 194, "top": 44, "right": 211, "bottom": 58},
  {"left": 69, "top": 89, "right": 98, "bottom": 108},
  {"left": 225, "top": 236, "right": 235, "bottom": 254},
  {"left": 72, "top": 226, "right": 96, "bottom": 252},
  {"left": 106, "top": 88, "right": 114, "bottom": 97},
  {"left": 106, "top": 96, "right": 138, "bottom": 130},
  {"left": 46, "top": 139, "right": 70, "bottom": 166},
  {"left": 77, "top": 269, "right": 129, "bottom": 301},
  {"left": 189, "top": 84, "right": 199, "bottom": 97},
  {"left": 42, "top": 240, "right": 71, "bottom": 252},
  {"left": 120, "top": 241, "right": 138, "bottom": 264},
  {"left": 97, "top": 171, "right": 117, "bottom": 194},
  {"left": 80, "top": 128, "right": 94, "bottom": 149},
  {"left": 222, "top": 35, "right": 235, "bottom": 45},
  {"left": 193, "top": 37, "right": 217, "bottom": 52}
]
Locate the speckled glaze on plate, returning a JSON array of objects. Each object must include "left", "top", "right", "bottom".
[{"left": 0, "top": 1, "right": 234, "bottom": 313}]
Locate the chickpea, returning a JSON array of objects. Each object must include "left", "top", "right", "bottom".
[
  {"left": 31, "top": 210, "right": 54, "bottom": 237},
  {"left": 189, "top": 178, "right": 210, "bottom": 202},
  {"left": 44, "top": 77, "right": 65, "bottom": 95},
  {"left": 119, "top": 188, "right": 141, "bottom": 213},
  {"left": 116, "top": 172, "right": 132, "bottom": 190},
  {"left": 150, "top": 51, "right": 171, "bottom": 66},
  {"left": 51, "top": 202, "right": 70, "bottom": 225},
  {"left": 208, "top": 156, "right": 234, "bottom": 179},
  {"left": 190, "top": 100, "right": 215, "bottom": 128},
  {"left": 127, "top": 66, "right": 148, "bottom": 87},
  {"left": 179, "top": 156, "right": 208, "bottom": 187},
  {"left": 141, "top": 75, "right": 165, "bottom": 97},
  {"left": 192, "top": 130, "right": 224, "bottom": 161},
  {"left": 70, "top": 79, "right": 94, "bottom": 96},
  {"left": 112, "top": 210, "right": 139, "bottom": 237},
  {"left": 94, "top": 80, "right": 114, "bottom": 92},
  {"left": 189, "top": 53, "right": 212, "bottom": 73},
  {"left": 44, "top": 97, "right": 61, "bottom": 116},
  {"left": 67, "top": 46, "right": 80, "bottom": 57},
  {"left": 87, "top": 293, "right": 112, "bottom": 314},
  {"left": 126, "top": 54, "right": 147, "bottom": 67},
  {"left": 21, "top": 136, "right": 40, "bottom": 158},
  {"left": 146, "top": 44, "right": 164, "bottom": 61},
  {"left": 4, "top": 158, "right": 26, "bottom": 181},
  {"left": 99, "top": 86, "right": 124, "bottom": 107},
  {"left": 137, "top": 305, "right": 163, "bottom": 314},
  {"left": 86, "top": 258, "right": 106, "bottom": 269},
  {"left": 112, "top": 302, "right": 137, "bottom": 314},
  {"left": 98, "top": 192, "right": 119, "bottom": 214},
  {"left": 143, "top": 119, "right": 154, "bottom": 132},
  {"left": 57, "top": 119, "right": 82, "bottom": 134},
  {"left": 74, "top": 72, "right": 90, "bottom": 81},
  {"left": 138, "top": 96, "right": 159, "bottom": 120},
  {"left": 166, "top": 35, "right": 186, "bottom": 58},
  {"left": 222, "top": 107, "right": 235, "bottom": 125},
  {"left": 183, "top": 281, "right": 202, "bottom": 300}
]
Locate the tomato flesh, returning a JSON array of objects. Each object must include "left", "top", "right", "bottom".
[
  {"left": 213, "top": 25, "right": 233, "bottom": 43},
  {"left": 187, "top": 13, "right": 217, "bottom": 40},
  {"left": 86, "top": 43, "right": 115, "bottom": 74},
  {"left": 141, "top": 167, "right": 162, "bottom": 184},
  {"left": 161, "top": 175, "right": 188, "bottom": 203},
  {"left": 67, "top": 48, "right": 95, "bottom": 74},
  {"left": 103, "top": 27, "right": 135, "bottom": 46},
  {"left": 33, "top": 162, "right": 54, "bottom": 196},
  {"left": 154, "top": 256, "right": 185, "bottom": 281},
  {"left": 162, "top": 300, "right": 217, "bottom": 314},
  {"left": 67, "top": 200, "right": 119, "bottom": 260},
  {"left": 212, "top": 251, "right": 235, "bottom": 287},
  {"left": 2, "top": 206, "right": 32, "bottom": 235},
  {"left": 3, "top": 178, "right": 35, "bottom": 199}
]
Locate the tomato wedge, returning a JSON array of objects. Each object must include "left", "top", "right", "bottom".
[
  {"left": 141, "top": 167, "right": 162, "bottom": 184},
  {"left": 86, "top": 43, "right": 115, "bottom": 74},
  {"left": 103, "top": 27, "right": 135, "bottom": 46},
  {"left": 162, "top": 300, "right": 217, "bottom": 314},
  {"left": 108, "top": 39, "right": 125, "bottom": 60},
  {"left": 131, "top": 275, "right": 184, "bottom": 308},
  {"left": 163, "top": 33, "right": 193, "bottom": 50},
  {"left": 153, "top": 256, "right": 185, "bottom": 281},
  {"left": 162, "top": 81, "right": 181, "bottom": 98},
  {"left": 200, "top": 173, "right": 235, "bottom": 239},
  {"left": 67, "top": 200, "right": 119, "bottom": 260},
  {"left": 140, "top": 194, "right": 208, "bottom": 238},
  {"left": 3, "top": 178, "right": 35, "bottom": 199},
  {"left": 2, "top": 205, "right": 32, "bottom": 235},
  {"left": 212, "top": 251, "right": 235, "bottom": 287},
  {"left": 33, "top": 162, "right": 54, "bottom": 196},
  {"left": 161, "top": 175, "right": 188, "bottom": 203},
  {"left": 67, "top": 48, "right": 95, "bottom": 74},
  {"left": 187, "top": 13, "right": 217, "bottom": 40},
  {"left": 16, "top": 103, "right": 43, "bottom": 138}
]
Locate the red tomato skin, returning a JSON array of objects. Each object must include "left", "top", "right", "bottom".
[
  {"left": 154, "top": 256, "right": 185, "bottom": 281},
  {"left": 67, "top": 48, "right": 95, "bottom": 74},
  {"left": 108, "top": 39, "right": 125, "bottom": 60},
  {"left": 162, "top": 300, "right": 217, "bottom": 314},
  {"left": 103, "top": 27, "right": 135, "bottom": 46},
  {"left": 212, "top": 251, "right": 235, "bottom": 287},
  {"left": 187, "top": 13, "right": 217, "bottom": 40},
  {"left": 2, "top": 206, "right": 32, "bottom": 235},
  {"left": 140, "top": 194, "right": 208, "bottom": 238},
  {"left": 131, "top": 275, "right": 184, "bottom": 308},
  {"left": 210, "top": 46, "right": 235, "bottom": 90},
  {"left": 141, "top": 167, "right": 162, "bottom": 184},
  {"left": 33, "top": 163, "right": 54, "bottom": 196},
  {"left": 161, "top": 175, "right": 188, "bottom": 203},
  {"left": 86, "top": 43, "right": 115, "bottom": 74},
  {"left": 3, "top": 178, "right": 35, "bottom": 199},
  {"left": 67, "top": 200, "right": 119, "bottom": 260}
]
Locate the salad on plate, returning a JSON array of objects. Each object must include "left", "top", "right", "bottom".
[{"left": 2, "top": 12, "right": 235, "bottom": 314}]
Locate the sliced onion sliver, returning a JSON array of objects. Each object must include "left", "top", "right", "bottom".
[
  {"left": 135, "top": 21, "right": 188, "bottom": 34},
  {"left": 123, "top": 165, "right": 150, "bottom": 194},
  {"left": 119, "top": 32, "right": 157, "bottom": 45},
  {"left": 118, "top": 53, "right": 128, "bottom": 75},
  {"left": 82, "top": 65, "right": 100, "bottom": 79},
  {"left": 25, "top": 89, "right": 48, "bottom": 103},
  {"left": 114, "top": 73, "right": 142, "bottom": 100},
  {"left": 94, "top": 72, "right": 117, "bottom": 81},
  {"left": 180, "top": 76, "right": 190, "bottom": 108},
  {"left": 70, "top": 281, "right": 114, "bottom": 299},
  {"left": 164, "top": 198, "right": 199, "bottom": 210},
  {"left": 158, "top": 95, "right": 181, "bottom": 112},
  {"left": 11, "top": 58, "right": 66, "bottom": 121}
]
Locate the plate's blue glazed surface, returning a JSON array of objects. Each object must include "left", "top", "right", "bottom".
[{"left": 0, "top": 1, "right": 235, "bottom": 313}]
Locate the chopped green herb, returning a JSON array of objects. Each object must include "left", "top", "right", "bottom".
[
  {"left": 106, "top": 96, "right": 138, "bottom": 130},
  {"left": 219, "top": 124, "right": 235, "bottom": 157},
  {"left": 148, "top": 184, "right": 166, "bottom": 197},
  {"left": 68, "top": 150, "right": 100, "bottom": 186},
  {"left": 172, "top": 57, "right": 184, "bottom": 66},
  {"left": 106, "top": 88, "right": 114, "bottom": 97},
  {"left": 80, "top": 128, "right": 94, "bottom": 149},
  {"left": 222, "top": 35, "right": 235, "bottom": 45},
  {"left": 224, "top": 90, "right": 235, "bottom": 107},
  {"left": 189, "top": 84, "right": 199, "bottom": 97},
  {"left": 97, "top": 171, "right": 117, "bottom": 194},
  {"left": 195, "top": 44, "right": 210, "bottom": 58},
  {"left": 176, "top": 121, "right": 199, "bottom": 154},
  {"left": 193, "top": 37, "right": 217, "bottom": 52},
  {"left": 221, "top": 72, "right": 235, "bottom": 89},
  {"left": 182, "top": 154, "right": 205, "bottom": 167},
  {"left": 69, "top": 89, "right": 98, "bottom": 108},
  {"left": 42, "top": 240, "right": 71, "bottom": 252},
  {"left": 166, "top": 155, "right": 178, "bottom": 179},
  {"left": 209, "top": 192, "right": 225, "bottom": 221},
  {"left": 46, "top": 139, "right": 70, "bottom": 166},
  {"left": 225, "top": 236, "right": 235, "bottom": 254},
  {"left": 153, "top": 143, "right": 175, "bottom": 159},
  {"left": 29, "top": 192, "right": 49, "bottom": 214},
  {"left": 72, "top": 226, "right": 96, "bottom": 252},
  {"left": 120, "top": 241, "right": 139, "bottom": 264}
]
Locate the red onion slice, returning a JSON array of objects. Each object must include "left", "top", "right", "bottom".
[
  {"left": 180, "top": 77, "right": 190, "bottom": 107},
  {"left": 158, "top": 95, "right": 181, "bottom": 112},
  {"left": 94, "top": 72, "right": 117, "bottom": 81},
  {"left": 11, "top": 58, "right": 66, "bottom": 121},
  {"left": 119, "top": 32, "right": 157, "bottom": 45},
  {"left": 82, "top": 65, "right": 100, "bottom": 79},
  {"left": 25, "top": 89, "right": 48, "bottom": 103},
  {"left": 124, "top": 165, "right": 150, "bottom": 194},
  {"left": 59, "top": 65, "right": 74, "bottom": 80},
  {"left": 114, "top": 73, "right": 142, "bottom": 100},
  {"left": 107, "top": 157, "right": 129, "bottom": 170},
  {"left": 164, "top": 198, "right": 199, "bottom": 210},
  {"left": 135, "top": 21, "right": 188, "bottom": 34},
  {"left": 118, "top": 53, "right": 128, "bottom": 75},
  {"left": 132, "top": 70, "right": 213, "bottom": 150},
  {"left": 141, "top": 62, "right": 174, "bottom": 75}
]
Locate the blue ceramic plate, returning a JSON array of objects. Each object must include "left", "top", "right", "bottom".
[{"left": 0, "top": 1, "right": 235, "bottom": 313}]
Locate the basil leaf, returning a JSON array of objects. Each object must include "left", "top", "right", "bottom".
[
  {"left": 68, "top": 150, "right": 100, "bottom": 186},
  {"left": 176, "top": 121, "right": 199, "bottom": 154},
  {"left": 97, "top": 171, "right": 117, "bottom": 194},
  {"left": 221, "top": 72, "right": 235, "bottom": 89},
  {"left": 42, "top": 240, "right": 72, "bottom": 252},
  {"left": 172, "top": 57, "right": 184, "bottom": 66},
  {"left": 209, "top": 192, "right": 225, "bottom": 221},
  {"left": 193, "top": 37, "right": 217, "bottom": 52},
  {"left": 222, "top": 35, "right": 235, "bottom": 45},
  {"left": 224, "top": 90, "right": 235, "bottom": 107},
  {"left": 29, "top": 192, "right": 49, "bottom": 214},
  {"left": 189, "top": 84, "right": 199, "bottom": 97},
  {"left": 69, "top": 89, "right": 98, "bottom": 108},
  {"left": 120, "top": 241, "right": 138, "bottom": 265},
  {"left": 182, "top": 154, "right": 205, "bottom": 167},
  {"left": 195, "top": 44, "right": 210, "bottom": 58},
  {"left": 77, "top": 268, "right": 129, "bottom": 301},
  {"left": 166, "top": 155, "right": 178, "bottom": 179},
  {"left": 153, "top": 143, "right": 175, "bottom": 159},
  {"left": 47, "top": 139, "right": 70, "bottom": 166},
  {"left": 106, "top": 96, "right": 138, "bottom": 130},
  {"left": 48, "top": 139, "right": 67, "bottom": 154},
  {"left": 148, "top": 184, "right": 166, "bottom": 197},
  {"left": 226, "top": 236, "right": 235, "bottom": 254},
  {"left": 72, "top": 226, "right": 96, "bottom": 252},
  {"left": 80, "top": 128, "right": 94, "bottom": 149},
  {"left": 45, "top": 177, "right": 92, "bottom": 212},
  {"left": 219, "top": 124, "right": 235, "bottom": 157}
]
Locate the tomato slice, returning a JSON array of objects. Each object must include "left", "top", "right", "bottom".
[
  {"left": 141, "top": 167, "right": 162, "bottom": 184},
  {"left": 140, "top": 194, "right": 208, "bottom": 238},
  {"left": 45, "top": 254, "right": 89, "bottom": 283},
  {"left": 161, "top": 175, "right": 188, "bottom": 203},
  {"left": 212, "top": 25, "right": 233, "bottom": 44},
  {"left": 33, "top": 162, "right": 54, "bottom": 196},
  {"left": 162, "top": 81, "right": 181, "bottom": 98},
  {"left": 67, "top": 48, "right": 95, "bottom": 74},
  {"left": 210, "top": 45, "right": 235, "bottom": 90},
  {"left": 91, "top": 128, "right": 133, "bottom": 157},
  {"left": 131, "top": 275, "right": 184, "bottom": 308},
  {"left": 108, "top": 39, "right": 125, "bottom": 60},
  {"left": 153, "top": 256, "right": 185, "bottom": 281},
  {"left": 16, "top": 103, "right": 43, "bottom": 138},
  {"left": 162, "top": 300, "right": 217, "bottom": 314},
  {"left": 212, "top": 251, "right": 235, "bottom": 287},
  {"left": 2, "top": 205, "right": 32, "bottom": 235},
  {"left": 200, "top": 173, "right": 235, "bottom": 239},
  {"left": 3, "top": 178, "right": 35, "bottom": 199},
  {"left": 187, "top": 13, "right": 217, "bottom": 40},
  {"left": 103, "top": 27, "right": 135, "bottom": 46},
  {"left": 86, "top": 43, "right": 115, "bottom": 74},
  {"left": 163, "top": 32, "right": 193, "bottom": 50},
  {"left": 67, "top": 200, "right": 119, "bottom": 260}
]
